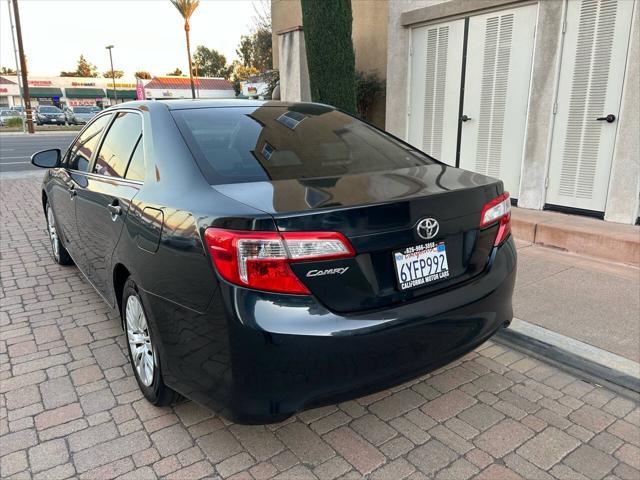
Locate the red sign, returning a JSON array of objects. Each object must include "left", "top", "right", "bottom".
[
  {"left": 29, "top": 80, "right": 52, "bottom": 86},
  {"left": 0, "top": 88, "right": 7, "bottom": 93}
]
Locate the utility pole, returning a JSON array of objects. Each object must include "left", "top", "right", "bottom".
[
  {"left": 106, "top": 45, "right": 118, "bottom": 103},
  {"left": 7, "top": 0, "right": 24, "bottom": 132},
  {"left": 11, "top": 0, "right": 34, "bottom": 133}
]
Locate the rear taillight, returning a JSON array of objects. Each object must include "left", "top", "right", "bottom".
[
  {"left": 480, "top": 192, "right": 511, "bottom": 246},
  {"left": 203, "top": 229, "right": 355, "bottom": 295}
]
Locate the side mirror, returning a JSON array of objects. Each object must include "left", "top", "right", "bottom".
[{"left": 31, "top": 149, "right": 61, "bottom": 168}]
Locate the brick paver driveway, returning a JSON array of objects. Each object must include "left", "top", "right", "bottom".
[{"left": 2, "top": 177, "right": 639, "bottom": 480}]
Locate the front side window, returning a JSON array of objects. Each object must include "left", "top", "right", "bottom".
[
  {"left": 67, "top": 114, "right": 112, "bottom": 172},
  {"left": 171, "top": 105, "right": 434, "bottom": 184},
  {"left": 93, "top": 112, "right": 142, "bottom": 178}
]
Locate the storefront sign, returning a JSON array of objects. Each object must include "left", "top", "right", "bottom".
[
  {"left": 71, "top": 81, "right": 96, "bottom": 87},
  {"left": 68, "top": 99, "right": 96, "bottom": 106},
  {"left": 0, "top": 88, "right": 7, "bottom": 93},
  {"left": 162, "top": 91, "right": 173, "bottom": 97},
  {"left": 29, "top": 80, "right": 52, "bottom": 86}
]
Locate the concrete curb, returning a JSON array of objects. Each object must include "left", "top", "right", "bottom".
[{"left": 495, "top": 318, "right": 640, "bottom": 395}]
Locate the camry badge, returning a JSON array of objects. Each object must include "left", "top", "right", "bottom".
[{"left": 416, "top": 218, "right": 439, "bottom": 240}]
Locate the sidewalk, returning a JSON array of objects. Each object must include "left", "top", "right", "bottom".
[
  {"left": 513, "top": 240, "right": 640, "bottom": 363},
  {"left": 511, "top": 206, "right": 640, "bottom": 266}
]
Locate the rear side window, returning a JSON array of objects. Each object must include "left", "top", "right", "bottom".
[
  {"left": 67, "top": 114, "right": 112, "bottom": 172},
  {"left": 171, "top": 105, "right": 433, "bottom": 184},
  {"left": 93, "top": 112, "right": 142, "bottom": 178}
]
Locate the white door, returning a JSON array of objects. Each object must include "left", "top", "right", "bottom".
[
  {"left": 459, "top": 4, "right": 538, "bottom": 197},
  {"left": 408, "top": 19, "right": 465, "bottom": 166},
  {"left": 546, "top": 0, "right": 635, "bottom": 211}
]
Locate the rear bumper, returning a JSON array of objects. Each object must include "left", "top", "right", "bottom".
[{"left": 151, "top": 238, "right": 516, "bottom": 424}]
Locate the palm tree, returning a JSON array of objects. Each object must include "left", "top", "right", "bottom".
[{"left": 170, "top": 0, "right": 200, "bottom": 99}]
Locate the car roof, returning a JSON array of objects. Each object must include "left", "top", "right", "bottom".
[{"left": 105, "top": 99, "right": 335, "bottom": 112}]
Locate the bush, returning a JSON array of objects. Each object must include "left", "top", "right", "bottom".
[
  {"left": 355, "top": 70, "right": 385, "bottom": 122},
  {"left": 301, "top": 0, "right": 357, "bottom": 113},
  {"left": 5, "top": 117, "right": 23, "bottom": 128}
]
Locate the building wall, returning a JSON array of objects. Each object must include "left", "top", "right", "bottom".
[
  {"left": 271, "top": 0, "right": 388, "bottom": 127},
  {"left": 386, "top": 0, "right": 639, "bottom": 224}
]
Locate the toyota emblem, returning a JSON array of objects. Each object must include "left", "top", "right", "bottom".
[{"left": 416, "top": 218, "right": 439, "bottom": 240}]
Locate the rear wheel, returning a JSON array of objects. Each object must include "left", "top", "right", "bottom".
[
  {"left": 122, "top": 278, "right": 177, "bottom": 406},
  {"left": 46, "top": 202, "right": 73, "bottom": 265}
]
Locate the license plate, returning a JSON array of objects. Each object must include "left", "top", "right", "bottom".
[{"left": 394, "top": 241, "right": 450, "bottom": 291}]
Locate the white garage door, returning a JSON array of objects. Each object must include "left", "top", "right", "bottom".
[
  {"left": 407, "top": 3, "right": 538, "bottom": 197},
  {"left": 546, "top": 0, "right": 635, "bottom": 212},
  {"left": 458, "top": 4, "right": 537, "bottom": 196},
  {"left": 408, "top": 19, "right": 465, "bottom": 166}
]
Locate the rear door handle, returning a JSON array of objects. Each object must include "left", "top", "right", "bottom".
[{"left": 68, "top": 185, "right": 76, "bottom": 199}]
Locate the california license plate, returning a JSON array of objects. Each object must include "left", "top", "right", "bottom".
[{"left": 394, "top": 241, "right": 450, "bottom": 291}]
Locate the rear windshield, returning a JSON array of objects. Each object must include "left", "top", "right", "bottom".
[
  {"left": 73, "top": 107, "right": 92, "bottom": 113},
  {"left": 171, "top": 104, "right": 434, "bottom": 184},
  {"left": 39, "top": 106, "right": 62, "bottom": 113}
]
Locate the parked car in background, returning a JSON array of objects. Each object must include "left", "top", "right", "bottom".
[
  {"left": 68, "top": 106, "right": 97, "bottom": 125},
  {"left": 35, "top": 105, "right": 66, "bottom": 125},
  {"left": 30, "top": 100, "right": 516, "bottom": 424},
  {"left": 0, "top": 109, "right": 22, "bottom": 126},
  {"left": 10, "top": 106, "right": 26, "bottom": 116}
]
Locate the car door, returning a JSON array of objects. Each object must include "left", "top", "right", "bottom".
[
  {"left": 49, "top": 113, "right": 113, "bottom": 260},
  {"left": 74, "top": 111, "right": 144, "bottom": 304}
]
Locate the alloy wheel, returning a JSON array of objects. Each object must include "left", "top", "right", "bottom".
[
  {"left": 46, "top": 205, "right": 60, "bottom": 261},
  {"left": 125, "top": 295, "right": 155, "bottom": 387}
]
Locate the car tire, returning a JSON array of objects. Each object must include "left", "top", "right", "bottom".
[
  {"left": 45, "top": 202, "right": 73, "bottom": 265},
  {"left": 122, "top": 278, "right": 177, "bottom": 406}
]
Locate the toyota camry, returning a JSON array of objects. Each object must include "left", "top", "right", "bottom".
[{"left": 31, "top": 100, "right": 516, "bottom": 424}]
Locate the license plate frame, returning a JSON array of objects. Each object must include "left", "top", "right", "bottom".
[{"left": 393, "top": 241, "right": 450, "bottom": 291}]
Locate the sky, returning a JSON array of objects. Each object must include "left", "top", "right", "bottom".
[{"left": 0, "top": 0, "right": 263, "bottom": 78}]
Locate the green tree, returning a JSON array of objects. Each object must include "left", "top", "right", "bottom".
[
  {"left": 355, "top": 70, "right": 385, "bottom": 121},
  {"left": 300, "top": 0, "right": 356, "bottom": 113},
  {"left": 169, "top": 0, "right": 200, "bottom": 98},
  {"left": 236, "top": 30, "right": 272, "bottom": 73},
  {"left": 237, "top": 35, "right": 253, "bottom": 68},
  {"left": 236, "top": 1, "right": 272, "bottom": 73},
  {"left": 193, "top": 46, "right": 231, "bottom": 78},
  {"left": 135, "top": 71, "right": 152, "bottom": 79},
  {"left": 60, "top": 55, "right": 98, "bottom": 77},
  {"left": 102, "top": 70, "right": 124, "bottom": 79},
  {"left": 0, "top": 66, "right": 17, "bottom": 75},
  {"left": 166, "top": 68, "right": 183, "bottom": 76}
]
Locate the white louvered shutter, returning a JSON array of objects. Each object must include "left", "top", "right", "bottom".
[
  {"left": 459, "top": 4, "right": 538, "bottom": 197},
  {"left": 408, "top": 20, "right": 464, "bottom": 166},
  {"left": 546, "top": 0, "right": 635, "bottom": 211}
]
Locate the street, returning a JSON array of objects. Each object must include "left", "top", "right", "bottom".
[
  {"left": 0, "top": 176, "right": 638, "bottom": 479},
  {"left": 0, "top": 133, "right": 76, "bottom": 173}
]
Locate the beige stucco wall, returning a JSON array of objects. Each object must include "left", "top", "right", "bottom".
[{"left": 271, "top": 0, "right": 388, "bottom": 126}]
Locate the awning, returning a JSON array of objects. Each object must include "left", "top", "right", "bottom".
[
  {"left": 29, "top": 87, "right": 63, "bottom": 98},
  {"left": 65, "top": 88, "right": 106, "bottom": 99},
  {"left": 106, "top": 89, "right": 137, "bottom": 99}
]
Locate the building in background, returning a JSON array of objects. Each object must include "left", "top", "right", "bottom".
[
  {"left": 144, "top": 77, "right": 235, "bottom": 100},
  {"left": 0, "top": 76, "right": 138, "bottom": 109},
  {"left": 272, "top": 0, "right": 639, "bottom": 224},
  {"left": 271, "top": 0, "right": 388, "bottom": 128},
  {"left": 0, "top": 76, "right": 19, "bottom": 108}
]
